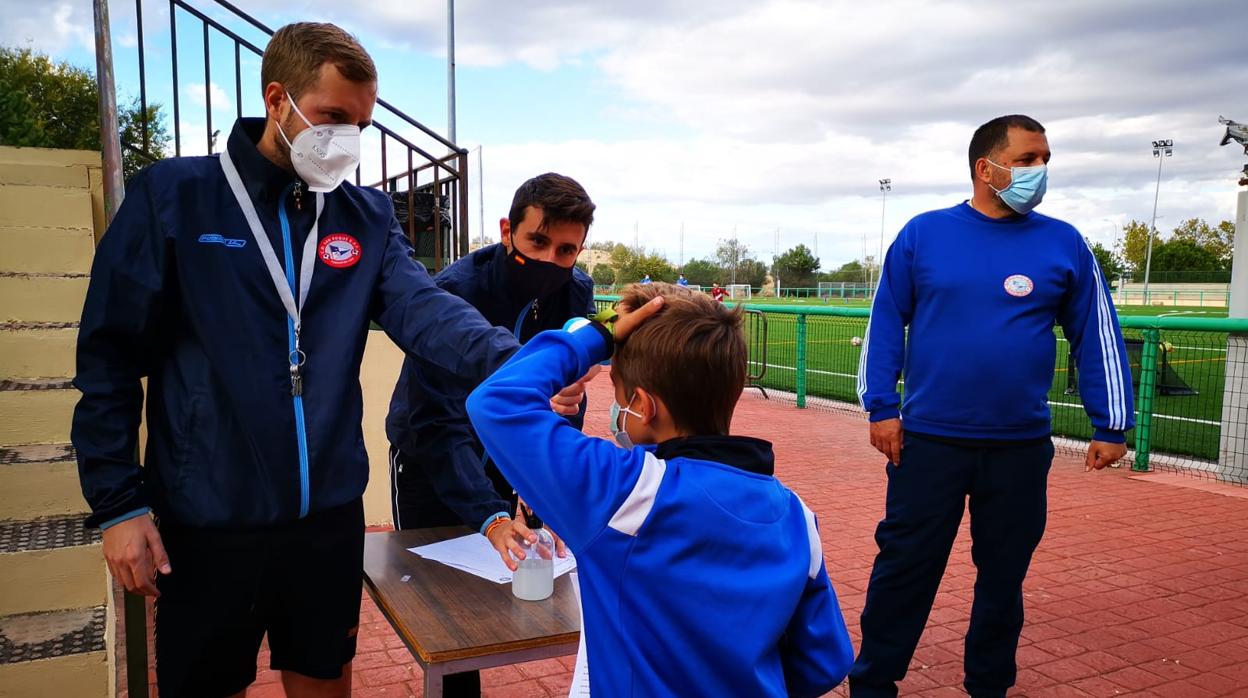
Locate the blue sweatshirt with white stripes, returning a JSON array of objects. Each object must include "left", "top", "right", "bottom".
[
  {"left": 859, "top": 202, "right": 1134, "bottom": 443},
  {"left": 466, "top": 325, "right": 854, "bottom": 697}
]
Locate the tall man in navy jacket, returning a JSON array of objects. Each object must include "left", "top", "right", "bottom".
[
  {"left": 72, "top": 23, "right": 528, "bottom": 698},
  {"left": 850, "top": 115, "right": 1134, "bottom": 698}
]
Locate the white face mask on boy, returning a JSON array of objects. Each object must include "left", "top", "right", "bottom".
[{"left": 609, "top": 393, "right": 647, "bottom": 449}]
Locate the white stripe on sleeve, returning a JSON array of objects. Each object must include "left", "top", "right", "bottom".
[{"left": 607, "top": 452, "right": 667, "bottom": 537}]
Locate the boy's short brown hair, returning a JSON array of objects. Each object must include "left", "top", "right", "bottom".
[
  {"left": 614, "top": 283, "right": 746, "bottom": 435},
  {"left": 261, "top": 22, "right": 377, "bottom": 99}
]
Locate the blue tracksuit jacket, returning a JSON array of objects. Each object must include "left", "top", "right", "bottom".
[
  {"left": 72, "top": 118, "right": 518, "bottom": 529},
  {"left": 384, "top": 242, "right": 596, "bottom": 530},
  {"left": 466, "top": 324, "right": 854, "bottom": 697},
  {"left": 858, "top": 202, "right": 1134, "bottom": 442}
]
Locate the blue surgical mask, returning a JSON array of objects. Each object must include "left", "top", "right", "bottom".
[
  {"left": 609, "top": 394, "right": 645, "bottom": 449},
  {"left": 987, "top": 159, "right": 1047, "bottom": 214}
]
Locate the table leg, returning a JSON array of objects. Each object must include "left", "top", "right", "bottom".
[{"left": 424, "top": 663, "right": 444, "bottom": 698}]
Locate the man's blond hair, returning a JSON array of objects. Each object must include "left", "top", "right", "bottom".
[{"left": 261, "top": 22, "right": 377, "bottom": 99}]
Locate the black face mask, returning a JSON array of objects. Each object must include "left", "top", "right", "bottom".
[{"left": 504, "top": 244, "right": 573, "bottom": 300}]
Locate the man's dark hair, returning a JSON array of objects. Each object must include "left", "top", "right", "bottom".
[
  {"left": 508, "top": 173, "right": 596, "bottom": 236},
  {"left": 614, "top": 283, "right": 746, "bottom": 435},
  {"left": 968, "top": 115, "right": 1045, "bottom": 178}
]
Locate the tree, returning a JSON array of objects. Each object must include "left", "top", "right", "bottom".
[
  {"left": 681, "top": 258, "right": 720, "bottom": 287},
  {"left": 1089, "top": 242, "right": 1125, "bottom": 283},
  {"left": 574, "top": 260, "right": 589, "bottom": 274},
  {"left": 587, "top": 240, "right": 617, "bottom": 252},
  {"left": 1150, "top": 238, "right": 1222, "bottom": 274},
  {"left": 1171, "top": 218, "right": 1234, "bottom": 269},
  {"left": 0, "top": 47, "right": 99, "bottom": 150},
  {"left": 590, "top": 264, "right": 615, "bottom": 286},
  {"left": 0, "top": 46, "right": 169, "bottom": 180},
  {"left": 715, "top": 237, "right": 751, "bottom": 284},
  {"left": 118, "top": 96, "right": 171, "bottom": 181},
  {"left": 824, "top": 260, "right": 868, "bottom": 283},
  {"left": 773, "top": 244, "right": 821, "bottom": 289},
  {"left": 737, "top": 259, "right": 768, "bottom": 288},
  {"left": 608, "top": 242, "right": 634, "bottom": 275},
  {"left": 627, "top": 252, "right": 676, "bottom": 283},
  {"left": 1117, "top": 220, "right": 1152, "bottom": 272}
]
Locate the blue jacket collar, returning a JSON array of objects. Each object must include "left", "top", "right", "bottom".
[{"left": 225, "top": 117, "right": 303, "bottom": 203}]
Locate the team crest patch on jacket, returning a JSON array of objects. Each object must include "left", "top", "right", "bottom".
[
  {"left": 319, "top": 234, "right": 361, "bottom": 268},
  {"left": 1004, "top": 274, "right": 1034, "bottom": 297}
]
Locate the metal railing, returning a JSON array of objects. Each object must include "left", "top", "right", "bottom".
[
  {"left": 595, "top": 295, "right": 1248, "bottom": 484},
  {"left": 118, "top": 0, "right": 469, "bottom": 270}
]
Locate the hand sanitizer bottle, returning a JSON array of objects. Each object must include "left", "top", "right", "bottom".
[{"left": 512, "top": 507, "right": 555, "bottom": 601}]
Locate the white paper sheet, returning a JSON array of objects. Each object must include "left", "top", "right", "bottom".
[
  {"left": 408, "top": 533, "right": 576, "bottom": 584},
  {"left": 569, "top": 572, "right": 591, "bottom": 697}
]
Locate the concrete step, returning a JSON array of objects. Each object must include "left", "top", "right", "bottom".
[
  {"left": 0, "top": 146, "right": 101, "bottom": 170},
  {"left": 0, "top": 226, "right": 95, "bottom": 275},
  {"left": 0, "top": 274, "right": 88, "bottom": 324},
  {"left": 0, "top": 161, "right": 91, "bottom": 190},
  {"left": 0, "top": 444, "right": 86, "bottom": 522},
  {"left": 0, "top": 184, "right": 94, "bottom": 232},
  {"left": 0, "top": 324, "right": 77, "bottom": 380},
  {"left": 0, "top": 606, "right": 107, "bottom": 698},
  {"left": 0, "top": 515, "right": 103, "bottom": 617},
  {"left": 0, "top": 380, "right": 77, "bottom": 446}
]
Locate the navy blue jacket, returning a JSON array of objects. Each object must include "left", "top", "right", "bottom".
[
  {"left": 73, "top": 118, "right": 519, "bottom": 529},
  {"left": 385, "top": 243, "right": 596, "bottom": 530}
]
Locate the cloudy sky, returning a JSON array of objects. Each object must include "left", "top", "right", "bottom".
[{"left": 4, "top": 0, "right": 1244, "bottom": 272}]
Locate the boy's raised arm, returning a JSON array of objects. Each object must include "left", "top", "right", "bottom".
[{"left": 466, "top": 299, "right": 663, "bottom": 551}]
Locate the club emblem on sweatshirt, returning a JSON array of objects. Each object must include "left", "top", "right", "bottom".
[
  {"left": 319, "top": 234, "right": 361, "bottom": 269},
  {"left": 1004, "top": 274, "right": 1034, "bottom": 297}
]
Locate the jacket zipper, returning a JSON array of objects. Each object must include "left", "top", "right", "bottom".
[
  {"left": 278, "top": 183, "right": 311, "bottom": 518},
  {"left": 514, "top": 299, "right": 536, "bottom": 340}
]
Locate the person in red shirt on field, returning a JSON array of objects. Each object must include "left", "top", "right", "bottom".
[{"left": 711, "top": 282, "right": 728, "bottom": 303}]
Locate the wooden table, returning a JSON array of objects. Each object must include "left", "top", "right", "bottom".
[{"left": 362, "top": 528, "right": 581, "bottom": 697}]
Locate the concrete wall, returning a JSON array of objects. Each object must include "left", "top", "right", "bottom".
[{"left": 360, "top": 331, "right": 405, "bottom": 527}]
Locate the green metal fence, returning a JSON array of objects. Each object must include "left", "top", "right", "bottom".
[{"left": 594, "top": 295, "right": 1248, "bottom": 483}]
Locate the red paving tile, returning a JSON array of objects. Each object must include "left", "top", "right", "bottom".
[{"left": 120, "top": 380, "right": 1248, "bottom": 697}]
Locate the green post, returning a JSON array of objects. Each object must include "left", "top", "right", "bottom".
[
  {"left": 795, "top": 314, "right": 808, "bottom": 408},
  {"left": 1133, "top": 328, "right": 1161, "bottom": 471}
]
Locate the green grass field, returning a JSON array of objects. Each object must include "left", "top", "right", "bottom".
[
  {"left": 595, "top": 295, "right": 1232, "bottom": 462},
  {"left": 743, "top": 305, "right": 1228, "bottom": 462}
]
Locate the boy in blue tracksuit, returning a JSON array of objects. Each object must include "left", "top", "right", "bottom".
[
  {"left": 851, "top": 115, "right": 1134, "bottom": 697},
  {"left": 466, "top": 283, "right": 854, "bottom": 697}
]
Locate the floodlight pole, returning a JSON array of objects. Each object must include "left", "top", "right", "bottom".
[
  {"left": 447, "top": 0, "right": 457, "bottom": 146},
  {"left": 471, "top": 145, "right": 483, "bottom": 246},
  {"left": 1143, "top": 139, "right": 1172, "bottom": 305},
  {"left": 874, "top": 178, "right": 891, "bottom": 298}
]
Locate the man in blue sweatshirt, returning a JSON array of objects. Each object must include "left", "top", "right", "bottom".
[
  {"left": 467, "top": 283, "right": 855, "bottom": 697},
  {"left": 73, "top": 23, "right": 525, "bottom": 698},
  {"left": 850, "top": 115, "right": 1134, "bottom": 698}
]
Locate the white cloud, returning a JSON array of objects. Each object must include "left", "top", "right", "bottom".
[
  {"left": 7, "top": 0, "right": 1243, "bottom": 272},
  {"left": 0, "top": 1, "right": 94, "bottom": 54},
  {"left": 186, "top": 81, "right": 229, "bottom": 109}
]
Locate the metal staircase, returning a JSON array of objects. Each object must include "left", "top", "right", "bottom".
[{"left": 119, "top": 0, "right": 469, "bottom": 271}]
